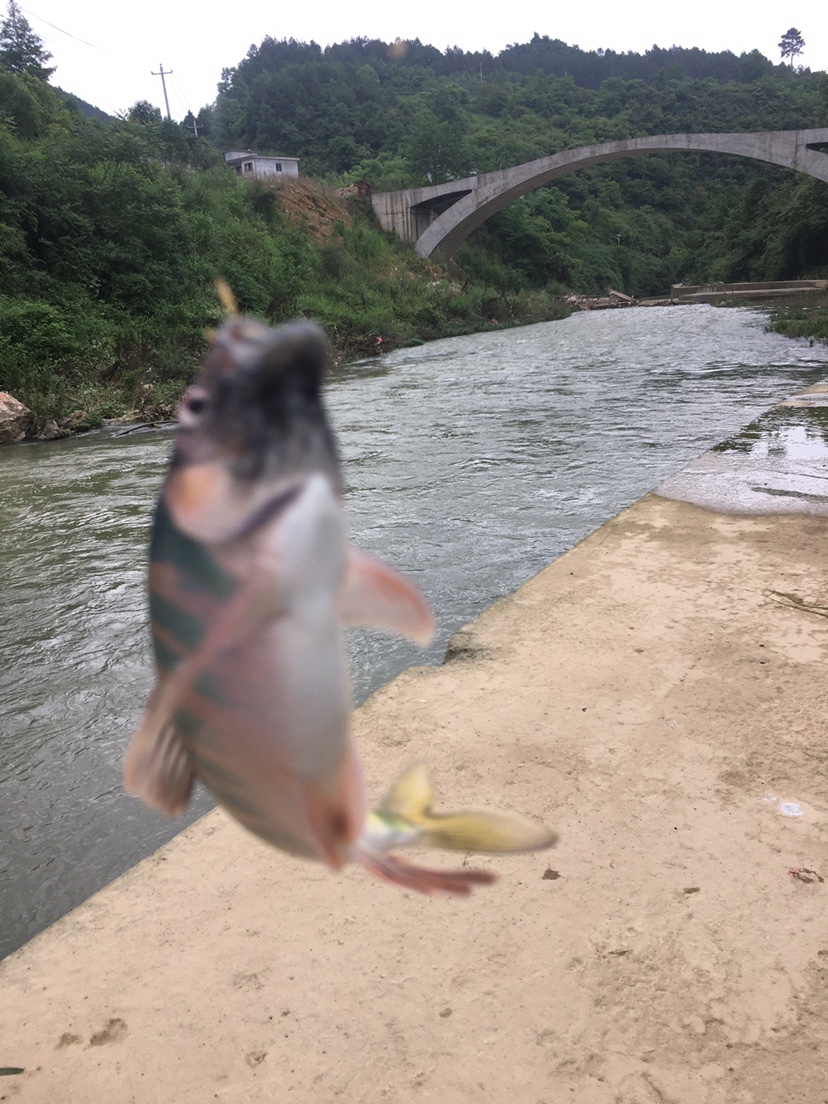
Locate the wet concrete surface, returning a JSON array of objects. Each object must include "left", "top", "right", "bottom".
[{"left": 657, "top": 384, "right": 828, "bottom": 514}]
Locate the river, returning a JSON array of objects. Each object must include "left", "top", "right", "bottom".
[{"left": 2, "top": 304, "right": 828, "bottom": 959}]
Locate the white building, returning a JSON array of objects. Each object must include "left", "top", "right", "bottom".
[{"left": 224, "top": 151, "right": 299, "bottom": 180}]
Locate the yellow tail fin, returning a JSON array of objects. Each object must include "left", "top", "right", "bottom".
[{"left": 378, "top": 762, "right": 558, "bottom": 854}]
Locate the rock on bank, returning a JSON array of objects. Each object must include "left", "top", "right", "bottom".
[
  {"left": 1, "top": 494, "right": 827, "bottom": 1103},
  {"left": 0, "top": 391, "right": 33, "bottom": 444},
  {"left": 0, "top": 391, "right": 69, "bottom": 443}
]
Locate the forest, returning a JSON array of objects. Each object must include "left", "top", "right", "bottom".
[
  {"left": 1, "top": 14, "right": 827, "bottom": 426},
  {"left": 207, "top": 34, "right": 828, "bottom": 296}
]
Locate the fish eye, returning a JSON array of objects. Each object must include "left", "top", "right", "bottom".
[{"left": 178, "top": 386, "right": 210, "bottom": 426}]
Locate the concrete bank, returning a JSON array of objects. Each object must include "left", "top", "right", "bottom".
[{"left": 2, "top": 402, "right": 828, "bottom": 1103}]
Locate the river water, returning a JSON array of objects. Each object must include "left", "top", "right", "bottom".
[{"left": 2, "top": 305, "right": 828, "bottom": 959}]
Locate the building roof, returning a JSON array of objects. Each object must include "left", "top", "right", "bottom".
[{"left": 223, "top": 150, "right": 299, "bottom": 164}]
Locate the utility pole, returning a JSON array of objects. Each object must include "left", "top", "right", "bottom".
[{"left": 152, "top": 63, "right": 172, "bottom": 119}]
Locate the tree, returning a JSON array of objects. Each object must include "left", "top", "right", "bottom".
[
  {"left": 403, "top": 110, "right": 471, "bottom": 184},
  {"left": 778, "top": 27, "right": 805, "bottom": 68},
  {"left": 0, "top": 1, "right": 54, "bottom": 80},
  {"left": 124, "top": 100, "right": 162, "bottom": 125}
]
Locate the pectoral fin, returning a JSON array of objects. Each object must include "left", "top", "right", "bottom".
[
  {"left": 124, "top": 684, "right": 195, "bottom": 817},
  {"left": 125, "top": 577, "right": 280, "bottom": 814},
  {"left": 338, "top": 549, "right": 435, "bottom": 645}
]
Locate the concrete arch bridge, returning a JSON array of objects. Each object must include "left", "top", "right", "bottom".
[{"left": 371, "top": 130, "right": 828, "bottom": 260}]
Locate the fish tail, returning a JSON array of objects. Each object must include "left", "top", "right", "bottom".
[
  {"left": 377, "top": 762, "right": 558, "bottom": 854},
  {"left": 420, "top": 810, "right": 558, "bottom": 853}
]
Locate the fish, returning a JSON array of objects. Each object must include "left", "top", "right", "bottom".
[{"left": 124, "top": 312, "right": 557, "bottom": 895}]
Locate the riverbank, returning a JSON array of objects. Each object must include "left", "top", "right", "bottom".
[
  {"left": 2, "top": 389, "right": 827, "bottom": 1102},
  {"left": 0, "top": 287, "right": 572, "bottom": 445},
  {"left": 6, "top": 285, "right": 828, "bottom": 448}
]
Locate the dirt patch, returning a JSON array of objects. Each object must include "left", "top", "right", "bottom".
[
  {"left": 267, "top": 179, "right": 353, "bottom": 242},
  {"left": 88, "top": 1019, "right": 128, "bottom": 1047}
]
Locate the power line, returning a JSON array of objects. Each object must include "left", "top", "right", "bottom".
[
  {"left": 20, "top": 6, "right": 98, "bottom": 48},
  {"left": 169, "top": 72, "right": 192, "bottom": 116}
]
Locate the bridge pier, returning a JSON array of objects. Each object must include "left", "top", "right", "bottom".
[{"left": 372, "top": 184, "right": 475, "bottom": 245}]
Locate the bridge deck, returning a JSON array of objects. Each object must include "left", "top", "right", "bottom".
[{"left": 371, "top": 129, "right": 828, "bottom": 259}]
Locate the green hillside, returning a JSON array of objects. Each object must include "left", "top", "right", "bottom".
[
  {"left": 1, "top": 26, "right": 827, "bottom": 428},
  {"left": 209, "top": 36, "right": 828, "bottom": 296}
]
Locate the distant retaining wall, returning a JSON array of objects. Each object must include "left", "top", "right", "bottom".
[{"left": 670, "top": 279, "right": 828, "bottom": 303}]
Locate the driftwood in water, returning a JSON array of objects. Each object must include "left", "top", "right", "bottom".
[
  {"left": 607, "top": 288, "right": 638, "bottom": 304},
  {"left": 113, "top": 420, "right": 178, "bottom": 437}
]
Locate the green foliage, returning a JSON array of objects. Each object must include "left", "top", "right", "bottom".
[
  {"left": 0, "top": 77, "right": 273, "bottom": 415},
  {"left": 0, "top": 0, "right": 53, "bottom": 80},
  {"left": 125, "top": 100, "right": 162, "bottom": 125},
  {"left": 0, "top": 69, "right": 69, "bottom": 135},
  {"left": 0, "top": 70, "right": 571, "bottom": 421},
  {"left": 3, "top": 32, "right": 828, "bottom": 425},
  {"left": 687, "top": 172, "right": 828, "bottom": 283},
  {"left": 0, "top": 295, "right": 118, "bottom": 425},
  {"left": 402, "top": 109, "right": 471, "bottom": 183},
  {"left": 778, "top": 29, "right": 805, "bottom": 69},
  {"left": 208, "top": 33, "right": 826, "bottom": 300},
  {"left": 766, "top": 302, "right": 828, "bottom": 343}
]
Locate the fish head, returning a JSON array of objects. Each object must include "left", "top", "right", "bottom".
[{"left": 165, "top": 317, "right": 342, "bottom": 544}]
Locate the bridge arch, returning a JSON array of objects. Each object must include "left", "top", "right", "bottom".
[{"left": 371, "top": 130, "right": 828, "bottom": 260}]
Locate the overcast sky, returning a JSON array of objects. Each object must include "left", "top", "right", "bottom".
[{"left": 18, "top": 0, "right": 828, "bottom": 121}]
